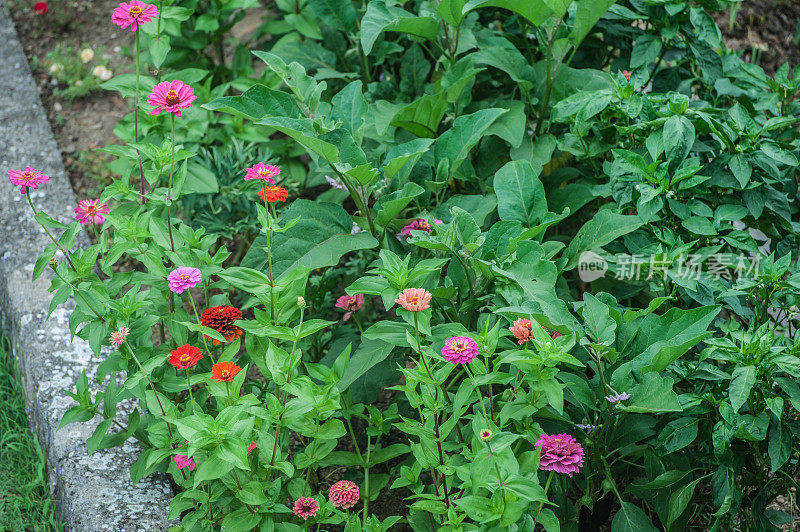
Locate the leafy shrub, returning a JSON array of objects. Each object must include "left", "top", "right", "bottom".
[{"left": 12, "top": 0, "right": 800, "bottom": 530}]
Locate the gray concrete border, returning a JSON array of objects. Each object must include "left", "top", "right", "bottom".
[{"left": 0, "top": 9, "right": 173, "bottom": 531}]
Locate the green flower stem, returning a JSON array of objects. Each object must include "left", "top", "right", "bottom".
[
  {"left": 25, "top": 191, "right": 78, "bottom": 271},
  {"left": 51, "top": 268, "right": 105, "bottom": 323},
  {"left": 362, "top": 435, "right": 371, "bottom": 524},
  {"left": 166, "top": 113, "right": 176, "bottom": 253},
  {"left": 134, "top": 29, "right": 146, "bottom": 202},
  {"left": 186, "top": 369, "right": 194, "bottom": 413},
  {"left": 536, "top": 470, "right": 555, "bottom": 516},
  {"left": 483, "top": 438, "right": 506, "bottom": 491},
  {"left": 331, "top": 167, "right": 375, "bottom": 237},
  {"left": 352, "top": 313, "right": 364, "bottom": 334},
  {"left": 266, "top": 196, "right": 276, "bottom": 325},
  {"left": 464, "top": 364, "right": 491, "bottom": 427},
  {"left": 187, "top": 290, "right": 212, "bottom": 357}
]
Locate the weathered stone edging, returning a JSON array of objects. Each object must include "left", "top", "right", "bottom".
[{"left": 0, "top": 10, "right": 173, "bottom": 531}]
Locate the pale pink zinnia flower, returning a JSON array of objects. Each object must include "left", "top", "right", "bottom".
[
  {"left": 400, "top": 218, "right": 443, "bottom": 238},
  {"left": 244, "top": 162, "right": 281, "bottom": 184},
  {"left": 395, "top": 288, "right": 431, "bottom": 312},
  {"left": 174, "top": 454, "right": 195, "bottom": 471},
  {"left": 109, "top": 326, "right": 130, "bottom": 348},
  {"left": 74, "top": 199, "right": 111, "bottom": 225},
  {"left": 329, "top": 480, "right": 359, "bottom": 509},
  {"left": 442, "top": 336, "right": 479, "bottom": 364},
  {"left": 147, "top": 80, "right": 197, "bottom": 117},
  {"left": 167, "top": 267, "right": 202, "bottom": 294},
  {"left": 535, "top": 433, "right": 585, "bottom": 477},
  {"left": 7, "top": 167, "right": 49, "bottom": 194},
  {"left": 335, "top": 293, "right": 364, "bottom": 321},
  {"left": 111, "top": 1, "right": 158, "bottom": 31},
  {"left": 292, "top": 497, "right": 320, "bottom": 520},
  {"left": 509, "top": 318, "right": 561, "bottom": 344}
]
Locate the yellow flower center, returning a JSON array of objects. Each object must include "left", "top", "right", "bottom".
[
  {"left": 452, "top": 341, "right": 467, "bottom": 352},
  {"left": 180, "top": 353, "right": 191, "bottom": 364},
  {"left": 165, "top": 90, "right": 180, "bottom": 106},
  {"left": 348, "top": 298, "right": 356, "bottom": 306},
  {"left": 20, "top": 172, "right": 34, "bottom": 181},
  {"left": 180, "top": 273, "right": 188, "bottom": 280},
  {"left": 220, "top": 370, "right": 230, "bottom": 379},
  {"left": 129, "top": 6, "right": 142, "bottom": 16},
  {"left": 408, "top": 296, "right": 419, "bottom": 305}
]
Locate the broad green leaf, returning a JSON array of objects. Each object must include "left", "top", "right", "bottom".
[
  {"left": 729, "top": 365, "right": 756, "bottom": 413},
  {"left": 571, "top": 0, "right": 617, "bottom": 48},
  {"left": 581, "top": 293, "right": 616, "bottom": 346},
  {"left": 361, "top": 1, "right": 441, "bottom": 55},
  {"left": 667, "top": 477, "right": 704, "bottom": 527},
  {"left": 391, "top": 92, "right": 448, "bottom": 138},
  {"left": 562, "top": 210, "right": 643, "bottom": 270},
  {"left": 374, "top": 182, "right": 425, "bottom": 226},
  {"left": 611, "top": 502, "right": 658, "bottom": 532},
  {"left": 383, "top": 138, "right": 435, "bottom": 180},
  {"left": 494, "top": 161, "right": 546, "bottom": 230},
  {"left": 462, "top": 0, "right": 558, "bottom": 26},
  {"left": 331, "top": 81, "right": 367, "bottom": 139},
  {"left": 307, "top": 0, "right": 357, "bottom": 32},
  {"left": 336, "top": 339, "right": 395, "bottom": 391},
  {"left": 626, "top": 373, "right": 682, "bottom": 413},
  {"left": 435, "top": 108, "right": 508, "bottom": 174},
  {"left": 663, "top": 115, "right": 695, "bottom": 171},
  {"left": 256, "top": 117, "right": 338, "bottom": 162},
  {"left": 486, "top": 100, "right": 527, "bottom": 148},
  {"left": 204, "top": 84, "right": 303, "bottom": 120}
]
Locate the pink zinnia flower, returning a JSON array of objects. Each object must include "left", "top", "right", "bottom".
[
  {"left": 335, "top": 293, "right": 364, "bottom": 321},
  {"left": 535, "top": 433, "right": 585, "bottom": 477},
  {"left": 8, "top": 167, "right": 49, "bottom": 194},
  {"left": 622, "top": 70, "right": 631, "bottom": 81},
  {"left": 167, "top": 267, "right": 202, "bottom": 294},
  {"left": 147, "top": 80, "right": 197, "bottom": 117},
  {"left": 442, "top": 336, "right": 479, "bottom": 364},
  {"left": 109, "top": 326, "right": 130, "bottom": 348},
  {"left": 111, "top": 1, "right": 158, "bottom": 31},
  {"left": 74, "top": 199, "right": 110, "bottom": 225},
  {"left": 244, "top": 162, "right": 281, "bottom": 184},
  {"left": 400, "top": 218, "right": 443, "bottom": 238},
  {"left": 174, "top": 454, "right": 195, "bottom": 471},
  {"left": 292, "top": 497, "right": 320, "bottom": 520},
  {"left": 509, "top": 318, "right": 561, "bottom": 344},
  {"left": 395, "top": 288, "right": 431, "bottom": 312},
  {"left": 329, "top": 480, "right": 359, "bottom": 509}
]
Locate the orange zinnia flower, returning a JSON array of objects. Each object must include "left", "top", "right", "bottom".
[
  {"left": 211, "top": 361, "right": 241, "bottom": 382},
  {"left": 168, "top": 344, "right": 203, "bottom": 370},
  {"left": 258, "top": 186, "right": 289, "bottom": 203},
  {"left": 200, "top": 306, "right": 243, "bottom": 345}
]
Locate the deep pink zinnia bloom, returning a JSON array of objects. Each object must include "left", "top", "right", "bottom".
[
  {"left": 335, "top": 293, "right": 364, "bottom": 321},
  {"left": 111, "top": 1, "right": 158, "bottom": 31},
  {"left": 395, "top": 288, "right": 431, "bottom": 312},
  {"left": 244, "top": 162, "right": 281, "bottom": 184},
  {"left": 167, "top": 267, "right": 202, "bottom": 294},
  {"left": 292, "top": 497, "right": 320, "bottom": 520},
  {"left": 109, "top": 326, "right": 130, "bottom": 348},
  {"left": 400, "top": 218, "right": 443, "bottom": 238},
  {"left": 329, "top": 480, "right": 359, "bottom": 509},
  {"left": 442, "top": 336, "right": 479, "bottom": 364},
  {"left": 147, "top": 80, "right": 197, "bottom": 117},
  {"left": 74, "top": 199, "right": 111, "bottom": 225},
  {"left": 535, "top": 433, "right": 585, "bottom": 477},
  {"left": 8, "top": 167, "right": 49, "bottom": 194},
  {"left": 174, "top": 454, "right": 195, "bottom": 471},
  {"left": 247, "top": 441, "right": 257, "bottom": 455}
]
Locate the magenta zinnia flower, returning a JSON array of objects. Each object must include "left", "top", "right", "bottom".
[
  {"left": 442, "top": 336, "right": 479, "bottom": 364},
  {"left": 329, "top": 480, "right": 359, "bottom": 509},
  {"left": 244, "top": 162, "right": 281, "bottom": 184},
  {"left": 395, "top": 288, "right": 431, "bottom": 312},
  {"left": 8, "top": 167, "right": 49, "bottom": 194},
  {"left": 74, "top": 199, "right": 111, "bottom": 225},
  {"left": 400, "top": 218, "right": 443, "bottom": 238},
  {"left": 292, "top": 497, "right": 320, "bottom": 520},
  {"left": 535, "top": 433, "right": 585, "bottom": 477},
  {"left": 147, "top": 80, "right": 197, "bottom": 117},
  {"left": 109, "top": 326, "right": 130, "bottom": 348},
  {"left": 335, "top": 293, "right": 364, "bottom": 321},
  {"left": 111, "top": 1, "right": 158, "bottom": 31},
  {"left": 174, "top": 454, "right": 195, "bottom": 471},
  {"left": 605, "top": 392, "right": 632, "bottom": 404},
  {"left": 167, "top": 267, "right": 202, "bottom": 294}
]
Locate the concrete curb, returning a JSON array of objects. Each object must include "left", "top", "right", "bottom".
[{"left": 0, "top": 10, "right": 173, "bottom": 531}]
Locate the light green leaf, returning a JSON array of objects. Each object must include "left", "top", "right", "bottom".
[
  {"left": 361, "top": 1, "right": 441, "bottom": 55},
  {"left": 435, "top": 108, "right": 508, "bottom": 174},
  {"left": 493, "top": 160, "right": 547, "bottom": 227},
  {"left": 729, "top": 365, "right": 756, "bottom": 413},
  {"left": 562, "top": 210, "right": 643, "bottom": 270}
]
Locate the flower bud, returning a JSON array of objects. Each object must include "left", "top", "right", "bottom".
[
  {"left": 479, "top": 429, "right": 493, "bottom": 442},
  {"left": 48, "top": 257, "right": 57, "bottom": 269},
  {"left": 297, "top": 296, "right": 306, "bottom": 309}
]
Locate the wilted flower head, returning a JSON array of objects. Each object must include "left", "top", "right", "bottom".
[
  {"left": 335, "top": 293, "right": 364, "bottom": 321},
  {"left": 258, "top": 185, "right": 289, "bottom": 203},
  {"left": 109, "top": 326, "right": 130, "bottom": 348},
  {"left": 292, "top": 497, "right": 320, "bottom": 520},
  {"left": 200, "top": 306, "right": 243, "bottom": 345},
  {"left": 400, "top": 218, "right": 443, "bottom": 238},
  {"left": 8, "top": 167, "right": 49, "bottom": 194},
  {"left": 74, "top": 199, "right": 110, "bottom": 225},
  {"left": 168, "top": 344, "right": 203, "bottom": 370},
  {"left": 166, "top": 267, "right": 202, "bottom": 294},
  {"left": 535, "top": 433, "right": 585, "bottom": 477},
  {"left": 147, "top": 80, "right": 196, "bottom": 117},
  {"left": 174, "top": 454, "right": 195, "bottom": 471},
  {"left": 508, "top": 318, "right": 561, "bottom": 344},
  {"left": 210, "top": 361, "right": 241, "bottom": 383},
  {"left": 244, "top": 163, "right": 281, "bottom": 184},
  {"left": 80, "top": 48, "right": 94, "bottom": 63},
  {"left": 479, "top": 429, "right": 493, "bottom": 442},
  {"left": 442, "top": 336, "right": 479, "bottom": 364},
  {"left": 395, "top": 288, "right": 431, "bottom": 312},
  {"left": 112, "top": 1, "right": 158, "bottom": 31},
  {"left": 329, "top": 480, "right": 359, "bottom": 509},
  {"left": 605, "top": 392, "right": 632, "bottom": 405}
]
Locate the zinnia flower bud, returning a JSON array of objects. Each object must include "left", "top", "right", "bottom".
[
  {"left": 297, "top": 296, "right": 306, "bottom": 309},
  {"left": 479, "top": 429, "right": 493, "bottom": 442},
  {"left": 48, "top": 257, "right": 58, "bottom": 269}
]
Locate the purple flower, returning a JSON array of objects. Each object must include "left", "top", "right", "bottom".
[
  {"left": 605, "top": 392, "right": 632, "bottom": 405},
  {"left": 325, "top": 175, "right": 347, "bottom": 191},
  {"left": 400, "top": 218, "right": 443, "bottom": 238},
  {"left": 167, "top": 267, "right": 202, "bottom": 294},
  {"left": 441, "top": 336, "right": 479, "bottom": 364},
  {"left": 174, "top": 454, "right": 195, "bottom": 471},
  {"left": 535, "top": 433, "right": 584, "bottom": 477},
  {"left": 575, "top": 424, "right": 595, "bottom": 433}
]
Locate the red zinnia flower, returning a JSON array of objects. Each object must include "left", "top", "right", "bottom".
[
  {"left": 168, "top": 344, "right": 203, "bottom": 370},
  {"left": 211, "top": 361, "right": 240, "bottom": 382},
  {"left": 247, "top": 441, "right": 257, "bottom": 455},
  {"left": 34, "top": 2, "right": 48, "bottom": 14},
  {"left": 200, "top": 306, "right": 243, "bottom": 345},
  {"left": 258, "top": 186, "right": 289, "bottom": 203}
]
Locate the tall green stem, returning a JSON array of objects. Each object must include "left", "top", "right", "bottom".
[
  {"left": 166, "top": 113, "right": 176, "bottom": 253},
  {"left": 187, "top": 290, "right": 212, "bottom": 357},
  {"left": 26, "top": 192, "right": 77, "bottom": 271},
  {"left": 134, "top": 29, "right": 147, "bottom": 201},
  {"left": 265, "top": 193, "right": 276, "bottom": 324}
]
